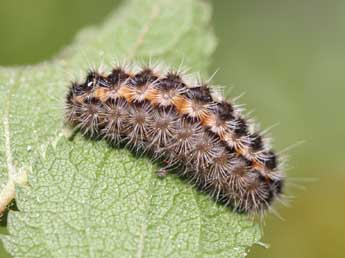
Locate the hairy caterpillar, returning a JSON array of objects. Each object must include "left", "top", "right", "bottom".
[{"left": 65, "top": 63, "right": 284, "bottom": 214}]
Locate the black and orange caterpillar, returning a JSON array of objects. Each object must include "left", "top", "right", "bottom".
[{"left": 65, "top": 64, "right": 284, "bottom": 214}]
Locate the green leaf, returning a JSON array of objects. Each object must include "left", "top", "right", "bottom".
[{"left": 0, "top": 0, "right": 261, "bottom": 257}]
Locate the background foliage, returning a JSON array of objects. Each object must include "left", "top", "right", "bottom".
[{"left": 0, "top": 0, "right": 345, "bottom": 258}]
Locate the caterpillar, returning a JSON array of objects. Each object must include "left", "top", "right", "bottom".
[{"left": 65, "top": 64, "right": 284, "bottom": 214}]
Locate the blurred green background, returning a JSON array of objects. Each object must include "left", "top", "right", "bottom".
[{"left": 0, "top": 0, "right": 344, "bottom": 258}]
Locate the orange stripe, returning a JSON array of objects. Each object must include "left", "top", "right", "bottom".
[
  {"left": 73, "top": 83, "right": 269, "bottom": 171},
  {"left": 118, "top": 85, "right": 135, "bottom": 102},
  {"left": 94, "top": 88, "right": 109, "bottom": 102}
]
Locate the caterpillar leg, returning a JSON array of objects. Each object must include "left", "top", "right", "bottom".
[
  {"left": 156, "top": 168, "right": 169, "bottom": 178},
  {"left": 156, "top": 159, "right": 174, "bottom": 178}
]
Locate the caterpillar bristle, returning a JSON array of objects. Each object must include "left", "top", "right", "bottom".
[{"left": 65, "top": 63, "right": 285, "bottom": 214}]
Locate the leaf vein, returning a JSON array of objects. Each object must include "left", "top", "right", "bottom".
[{"left": 127, "top": 4, "right": 161, "bottom": 60}]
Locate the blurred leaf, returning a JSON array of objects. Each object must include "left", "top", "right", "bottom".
[{"left": 0, "top": 0, "right": 260, "bottom": 257}]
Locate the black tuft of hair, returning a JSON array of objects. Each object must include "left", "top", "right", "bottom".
[
  {"left": 233, "top": 118, "right": 248, "bottom": 137},
  {"left": 184, "top": 85, "right": 213, "bottom": 103}
]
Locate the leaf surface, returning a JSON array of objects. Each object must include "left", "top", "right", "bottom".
[{"left": 0, "top": 0, "right": 261, "bottom": 257}]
